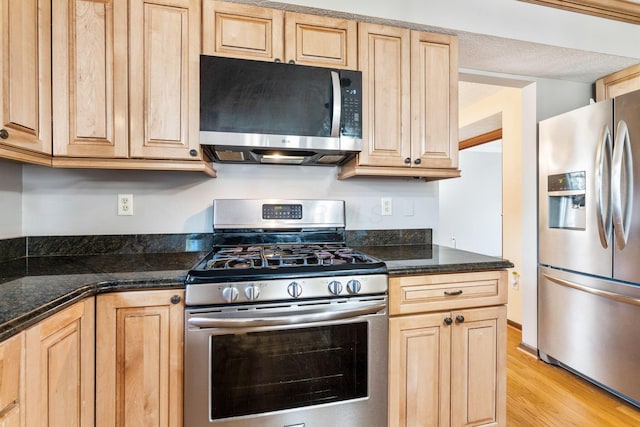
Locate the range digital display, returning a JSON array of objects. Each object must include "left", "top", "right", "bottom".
[{"left": 262, "top": 204, "right": 303, "bottom": 220}]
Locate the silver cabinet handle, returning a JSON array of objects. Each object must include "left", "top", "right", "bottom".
[
  {"left": 595, "top": 125, "right": 612, "bottom": 249},
  {"left": 188, "top": 302, "right": 385, "bottom": 329},
  {"left": 330, "top": 71, "right": 341, "bottom": 137},
  {"left": 543, "top": 274, "right": 640, "bottom": 307},
  {"left": 612, "top": 120, "right": 634, "bottom": 249}
]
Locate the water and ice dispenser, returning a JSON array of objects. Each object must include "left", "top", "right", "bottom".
[{"left": 547, "top": 171, "right": 586, "bottom": 230}]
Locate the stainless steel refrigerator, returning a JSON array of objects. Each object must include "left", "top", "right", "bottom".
[{"left": 538, "top": 89, "right": 640, "bottom": 407}]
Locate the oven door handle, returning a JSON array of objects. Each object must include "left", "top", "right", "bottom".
[{"left": 187, "top": 302, "right": 386, "bottom": 328}]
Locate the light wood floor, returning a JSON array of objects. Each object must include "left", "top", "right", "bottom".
[{"left": 507, "top": 325, "right": 640, "bottom": 426}]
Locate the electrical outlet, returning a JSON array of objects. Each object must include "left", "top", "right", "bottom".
[
  {"left": 381, "top": 197, "right": 392, "bottom": 216},
  {"left": 118, "top": 194, "right": 133, "bottom": 216}
]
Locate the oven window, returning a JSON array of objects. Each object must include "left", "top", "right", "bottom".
[{"left": 210, "top": 322, "right": 368, "bottom": 419}]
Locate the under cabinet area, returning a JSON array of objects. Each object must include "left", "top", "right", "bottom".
[
  {"left": 388, "top": 270, "right": 507, "bottom": 427},
  {"left": 202, "top": 0, "right": 357, "bottom": 69},
  {"left": 338, "top": 24, "right": 459, "bottom": 180},
  {"left": 96, "top": 289, "right": 184, "bottom": 427}
]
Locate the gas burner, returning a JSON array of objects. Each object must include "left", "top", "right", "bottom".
[{"left": 199, "top": 244, "right": 379, "bottom": 272}]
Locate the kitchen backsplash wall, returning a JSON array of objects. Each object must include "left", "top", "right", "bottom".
[
  {"left": 20, "top": 162, "right": 439, "bottom": 236},
  {"left": 0, "top": 159, "right": 22, "bottom": 239}
]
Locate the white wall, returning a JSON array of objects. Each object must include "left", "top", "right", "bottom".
[
  {"left": 21, "top": 164, "right": 439, "bottom": 236},
  {"left": 0, "top": 159, "right": 22, "bottom": 239},
  {"left": 436, "top": 143, "right": 502, "bottom": 257}
]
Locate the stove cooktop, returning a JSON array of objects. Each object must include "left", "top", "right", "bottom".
[{"left": 186, "top": 243, "right": 387, "bottom": 284}]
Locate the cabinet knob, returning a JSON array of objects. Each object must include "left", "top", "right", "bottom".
[
  {"left": 170, "top": 294, "right": 182, "bottom": 304},
  {"left": 274, "top": 58, "right": 282, "bottom": 63},
  {"left": 288, "top": 60, "right": 295, "bottom": 64},
  {"left": 444, "top": 317, "right": 453, "bottom": 325},
  {"left": 455, "top": 315, "right": 465, "bottom": 323},
  {"left": 0, "top": 129, "right": 8, "bottom": 140},
  {"left": 189, "top": 149, "right": 198, "bottom": 157},
  {"left": 414, "top": 158, "right": 422, "bottom": 165},
  {"left": 404, "top": 157, "right": 411, "bottom": 164}
]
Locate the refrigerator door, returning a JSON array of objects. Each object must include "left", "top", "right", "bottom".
[
  {"left": 538, "top": 266, "right": 640, "bottom": 406},
  {"left": 539, "top": 100, "right": 613, "bottom": 278},
  {"left": 613, "top": 90, "right": 640, "bottom": 283}
]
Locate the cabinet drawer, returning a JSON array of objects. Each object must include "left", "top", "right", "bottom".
[{"left": 389, "top": 270, "right": 507, "bottom": 315}]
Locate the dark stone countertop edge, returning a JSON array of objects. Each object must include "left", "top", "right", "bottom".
[
  {"left": 0, "top": 272, "right": 188, "bottom": 343},
  {"left": 0, "top": 244, "right": 513, "bottom": 342}
]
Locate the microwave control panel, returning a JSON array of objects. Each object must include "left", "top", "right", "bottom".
[{"left": 340, "top": 70, "right": 362, "bottom": 138}]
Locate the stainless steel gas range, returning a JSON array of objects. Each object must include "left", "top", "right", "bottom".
[{"left": 184, "top": 199, "right": 388, "bottom": 427}]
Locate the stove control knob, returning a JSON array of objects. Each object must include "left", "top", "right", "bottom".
[
  {"left": 222, "top": 287, "right": 239, "bottom": 303},
  {"left": 347, "top": 279, "right": 362, "bottom": 294},
  {"left": 288, "top": 282, "right": 303, "bottom": 299},
  {"left": 328, "top": 280, "right": 343, "bottom": 295},
  {"left": 244, "top": 285, "right": 261, "bottom": 301}
]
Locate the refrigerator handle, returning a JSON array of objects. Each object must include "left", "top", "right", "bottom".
[
  {"left": 596, "top": 126, "right": 612, "bottom": 248},
  {"left": 612, "top": 120, "right": 634, "bottom": 249}
]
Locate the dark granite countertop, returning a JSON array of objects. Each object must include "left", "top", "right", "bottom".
[
  {"left": 355, "top": 244, "right": 514, "bottom": 275},
  {"left": 0, "top": 240, "right": 512, "bottom": 343},
  {"left": 0, "top": 252, "right": 205, "bottom": 342}
]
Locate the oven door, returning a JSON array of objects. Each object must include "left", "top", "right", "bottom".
[{"left": 184, "top": 296, "right": 388, "bottom": 427}]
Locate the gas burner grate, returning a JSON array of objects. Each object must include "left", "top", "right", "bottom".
[{"left": 202, "top": 244, "right": 376, "bottom": 271}]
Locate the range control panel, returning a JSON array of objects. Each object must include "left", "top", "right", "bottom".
[{"left": 262, "top": 204, "right": 303, "bottom": 220}]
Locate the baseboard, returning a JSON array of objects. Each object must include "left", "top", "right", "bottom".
[
  {"left": 517, "top": 342, "right": 539, "bottom": 358},
  {"left": 507, "top": 319, "right": 522, "bottom": 330}
]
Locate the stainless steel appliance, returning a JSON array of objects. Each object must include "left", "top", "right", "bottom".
[
  {"left": 199, "top": 56, "right": 362, "bottom": 165},
  {"left": 538, "top": 90, "right": 640, "bottom": 407},
  {"left": 184, "top": 200, "right": 388, "bottom": 427}
]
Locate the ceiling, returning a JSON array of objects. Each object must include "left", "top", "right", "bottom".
[{"left": 456, "top": 21, "right": 640, "bottom": 143}]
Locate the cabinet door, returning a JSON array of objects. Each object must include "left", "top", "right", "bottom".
[
  {"left": 0, "top": 405, "right": 21, "bottom": 427},
  {"left": 52, "top": 0, "right": 128, "bottom": 158},
  {"left": 202, "top": 0, "right": 284, "bottom": 61},
  {"left": 284, "top": 12, "right": 356, "bottom": 69},
  {"left": 451, "top": 305, "right": 506, "bottom": 427},
  {"left": 24, "top": 299, "right": 95, "bottom": 427},
  {"left": 0, "top": 0, "right": 51, "bottom": 157},
  {"left": 411, "top": 31, "right": 458, "bottom": 169},
  {"left": 389, "top": 312, "right": 450, "bottom": 427},
  {"left": 129, "top": 0, "right": 201, "bottom": 160},
  {"left": 96, "top": 290, "right": 184, "bottom": 427},
  {"left": 0, "top": 333, "right": 23, "bottom": 427},
  {"left": 357, "top": 23, "right": 411, "bottom": 167}
]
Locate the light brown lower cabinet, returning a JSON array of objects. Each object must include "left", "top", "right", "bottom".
[
  {"left": 24, "top": 298, "right": 95, "bottom": 427},
  {"left": 96, "top": 289, "right": 184, "bottom": 427},
  {"left": 0, "top": 333, "right": 24, "bottom": 427},
  {"left": 388, "top": 271, "right": 507, "bottom": 427}
]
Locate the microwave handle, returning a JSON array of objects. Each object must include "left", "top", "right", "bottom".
[{"left": 330, "top": 71, "right": 341, "bottom": 137}]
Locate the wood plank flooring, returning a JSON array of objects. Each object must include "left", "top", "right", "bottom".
[{"left": 507, "top": 325, "right": 640, "bottom": 426}]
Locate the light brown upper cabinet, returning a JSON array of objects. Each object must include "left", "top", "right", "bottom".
[
  {"left": 595, "top": 63, "right": 640, "bottom": 101},
  {"left": 338, "top": 24, "right": 460, "bottom": 180},
  {"left": 202, "top": 0, "right": 357, "bottom": 69},
  {"left": 52, "top": 0, "right": 202, "bottom": 163},
  {"left": 51, "top": 0, "right": 128, "bottom": 159},
  {"left": 0, "top": 0, "right": 52, "bottom": 165},
  {"left": 128, "top": 0, "right": 201, "bottom": 160}
]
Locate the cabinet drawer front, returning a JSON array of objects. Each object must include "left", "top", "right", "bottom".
[{"left": 389, "top": 270, "right": 507, "bottom": 315}]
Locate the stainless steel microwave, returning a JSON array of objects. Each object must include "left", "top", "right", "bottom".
[{"left": 199, "top": 55, "right": 362, "bottom": 166}]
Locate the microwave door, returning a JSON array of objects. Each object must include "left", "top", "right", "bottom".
[{"left": 538, "top": 100, "right": 613, "bottom": 278}]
